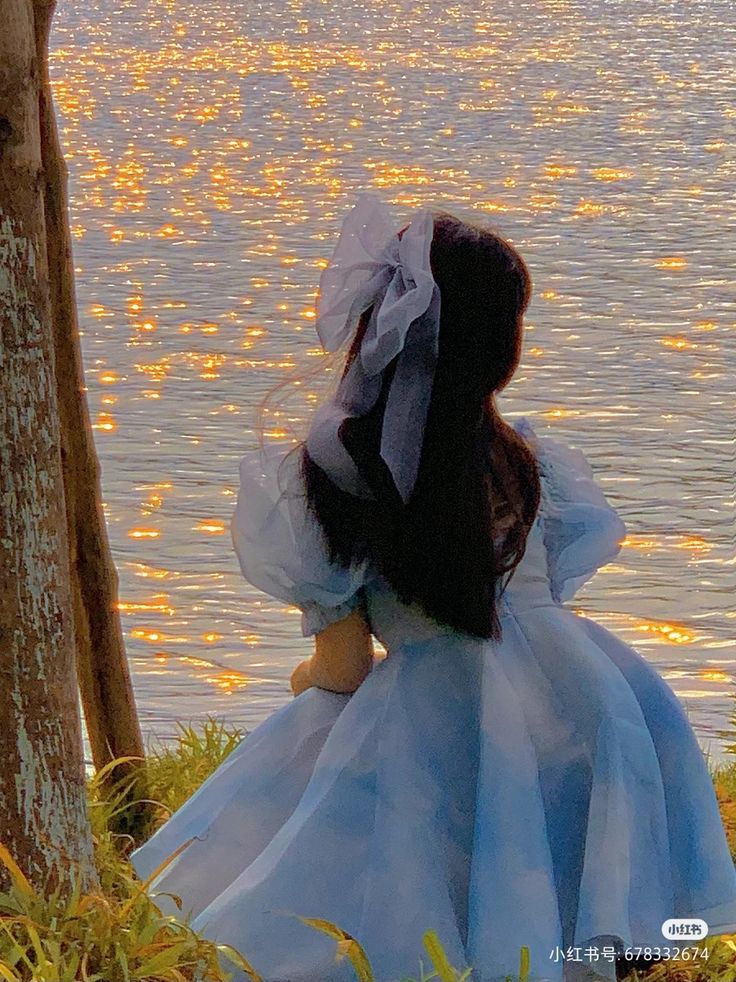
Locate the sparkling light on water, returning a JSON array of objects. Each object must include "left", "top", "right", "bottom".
[{"left": 50, "top": 0, "right": 736, "bottom": 754}]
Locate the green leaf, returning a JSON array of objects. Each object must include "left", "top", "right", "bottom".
[
  {"left": 135, "top": 940, "right": 192, "bottom": 975},
  {"left": 519, "top": 945, "right": 531, "bottom": 982},
  {"left": 422, "top": 930, "right": 456, "bottom": 982}
]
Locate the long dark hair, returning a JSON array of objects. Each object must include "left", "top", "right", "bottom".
[{"left": 300, "top": 210, "right": 539, "bottom": 641}]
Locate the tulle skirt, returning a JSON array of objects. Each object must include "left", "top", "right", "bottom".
[{"left": 132, "top": 604, "right": 736, "bottom": 982}]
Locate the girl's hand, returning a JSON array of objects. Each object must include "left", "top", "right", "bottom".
[{"left": 290, "top": 658, "right": 314, "bottom": 696}]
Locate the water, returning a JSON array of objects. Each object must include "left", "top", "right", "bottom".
[{"left": 49, "top": 0, "right": 736, "bottom": 759}]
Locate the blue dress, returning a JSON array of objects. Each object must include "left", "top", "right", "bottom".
[{"left": 131, "top": 417, "right": 736, "bottom": 982}]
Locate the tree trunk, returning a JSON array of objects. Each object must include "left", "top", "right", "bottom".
[
  {"left": 0, "top": 0, "right": 96, "bottom": 891},
  {"left": 32, "top": 0, "right": 146, "bottom": 781}
]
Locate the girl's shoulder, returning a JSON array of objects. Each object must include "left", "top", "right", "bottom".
[{"left": 508, "top": 416, "right": 627, "bottom": 603}]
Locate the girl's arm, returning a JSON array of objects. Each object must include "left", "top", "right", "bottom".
[{"left": 290, "top": 605, "right": 375, "bottom": 696}]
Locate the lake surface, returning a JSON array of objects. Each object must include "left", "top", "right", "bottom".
[{"left": 49, "top": 0, "right": 736, "bottom": 759}]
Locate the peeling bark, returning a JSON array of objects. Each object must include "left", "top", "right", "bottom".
[{"left": 0, "top": 0, "right": 96, "bottom": 891}]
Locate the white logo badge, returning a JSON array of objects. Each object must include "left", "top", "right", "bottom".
[{"left": 661, "top": 919, "right": 709, "bottom": 940}]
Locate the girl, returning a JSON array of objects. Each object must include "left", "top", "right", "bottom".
[{"left": 132, "top": 194, "right": 736, "bottom": 982}]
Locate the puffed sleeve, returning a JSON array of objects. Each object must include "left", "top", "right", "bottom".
[
  {"left": 513, "top": 417, "right": 627, "bottom": 604},
  {"left": 231, "top": 442, "right": 370, "bottom": 637}
]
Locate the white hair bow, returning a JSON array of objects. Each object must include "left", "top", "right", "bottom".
[{"left": 305, "top": 193, "right": 441, "bottom": 503}]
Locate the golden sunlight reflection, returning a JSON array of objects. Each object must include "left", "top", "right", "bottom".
[
  {"left": 654, "top": 257, "right": 687, "bottom": 269},
  {"left": 700, "top": 670, "right": 731, "bottom": 684},
  {"left": 131, "top": 628, "right": 190, "bottom": 644},
  {"left": 93, "top": 412, "right": 116, "bottom": 432},
  {"left": 117, "top": 597, "right": 175, "bottom": 616},
  {"left": 621, "top": 534, "right": 713, "bottom": 557},
  {"left": 180, "top": 656, "right": 251, "bottom": 694},
  {"left": 131, "top": 563, "right": 176, "bottom": 580},
  {"left": 635, "top": 620, "right": 697, "bottom": 646},
  {"left": 128, "top": 527, "right": 161, "bottom": 540},
  {"left": 195, "top": 520, "right": 226, "bottom": 534}
]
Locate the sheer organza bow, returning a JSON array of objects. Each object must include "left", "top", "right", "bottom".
[{"left": 305, "top": 193, "right": 441, "bottom": 503}]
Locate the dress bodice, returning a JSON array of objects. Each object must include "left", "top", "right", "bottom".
[{"left": 362, "top": 518, "right": 555, "bottom": 651}]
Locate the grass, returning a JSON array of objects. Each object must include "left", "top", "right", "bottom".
[
  {"left": 711, "top": 761, "right": 736, "bottom": 867},
  {"left": 2, "top": 717, "right": 736, "bottom": 980},
  {"left": 637, "top": 724, "right": 736, "bottom": 982},
  {"left": 0, "top": 721, "right": 259, "bottom": 982}
]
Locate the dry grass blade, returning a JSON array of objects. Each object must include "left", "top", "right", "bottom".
[
  {"left": 216, "top": 942, "right": 264, "bottom": 982},
  {"left": 295, "top": 915, "right": 374, "bottom": 982},
  {"left": 0, "top": 846, "right": 35, "bottom": 903}
]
